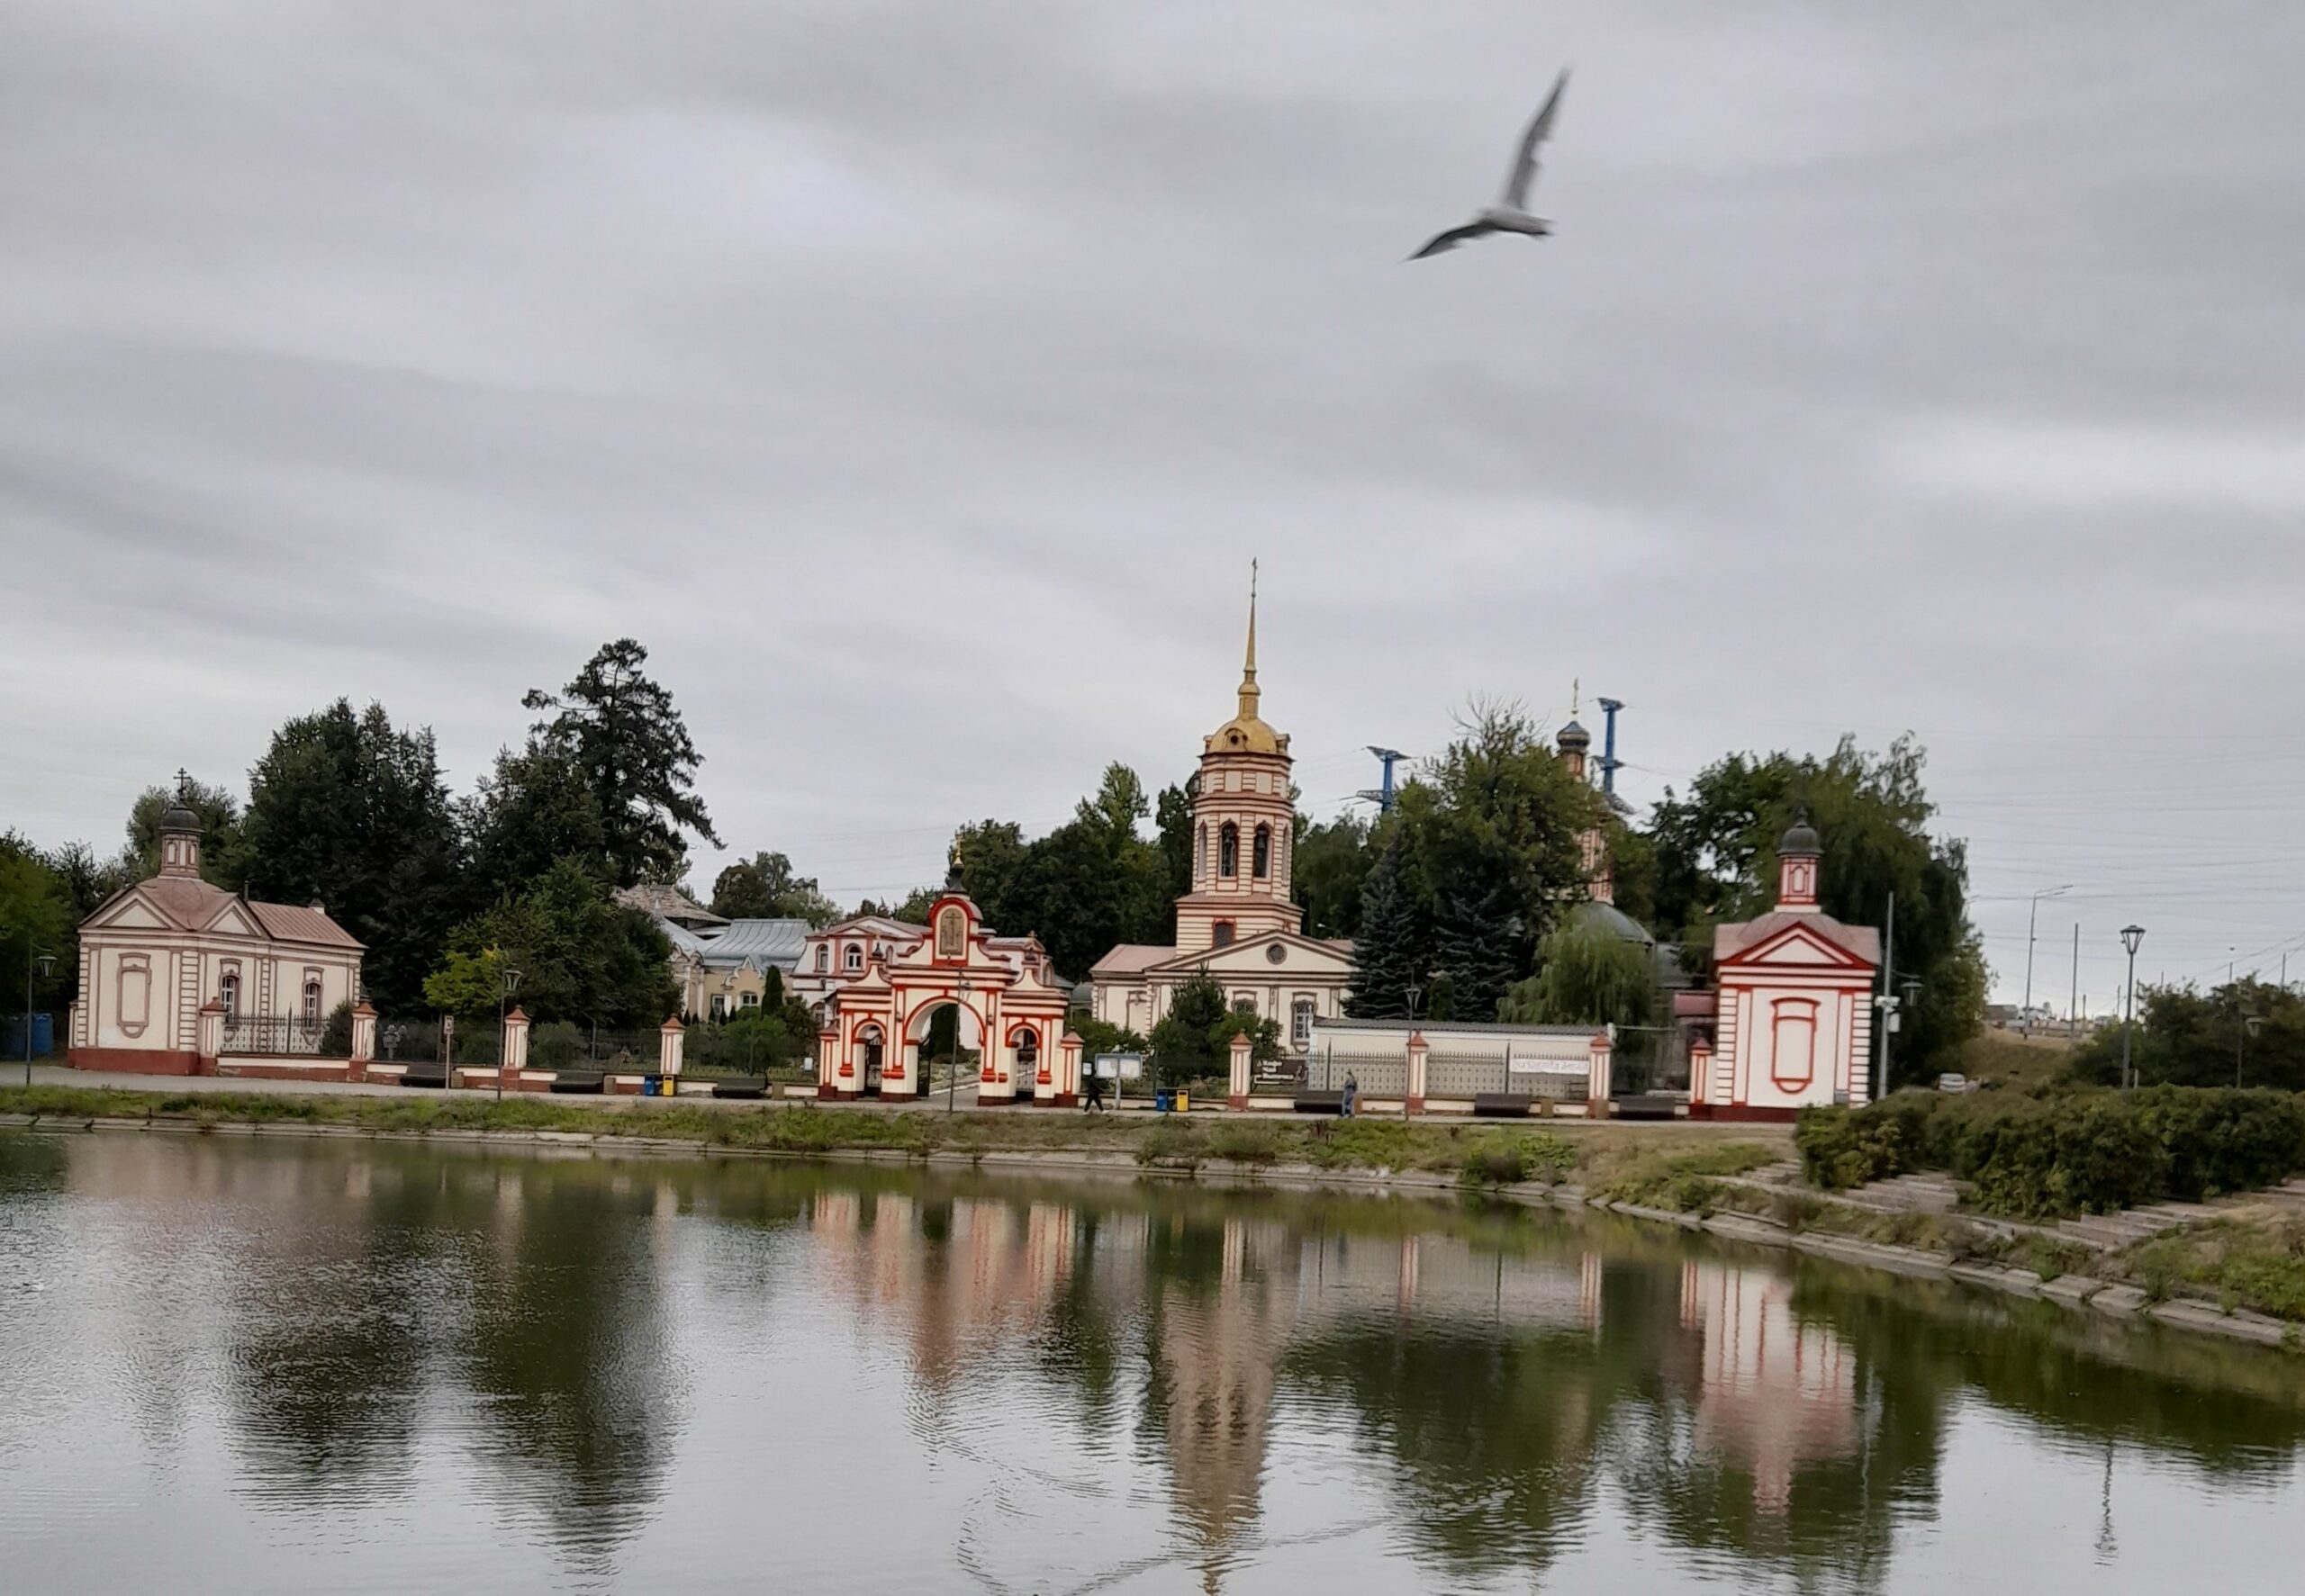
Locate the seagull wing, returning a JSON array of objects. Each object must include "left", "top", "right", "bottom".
[
  {"left": 1407, "top": 222, "right": 1492, "bottom": 260},
  {"left": 1499, "top": 68, "right": 1569, "bottom": 211}
]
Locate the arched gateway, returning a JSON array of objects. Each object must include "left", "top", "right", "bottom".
[{"left": 811, "top": 876, "right": 1082, "bottom": 1105}]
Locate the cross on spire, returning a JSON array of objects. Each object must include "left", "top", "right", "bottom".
[
  {"left": 1236, "top": 558, "right": 1261, "bottom": 719},
  {"left": 176, "top": 768, "right": 191, "bottom": 800}
]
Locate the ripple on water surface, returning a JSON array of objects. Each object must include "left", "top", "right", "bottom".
[{"left": 3, "top": 1131, "right": 2305, "bottom": 1594}]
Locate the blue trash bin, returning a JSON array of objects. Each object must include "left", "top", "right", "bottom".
[{"left": 1154, "top": 1087, "right": 1174, "bottom": 1114}]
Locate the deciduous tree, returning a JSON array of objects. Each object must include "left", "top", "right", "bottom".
[
  {"left": 240, "top": 700, "right": 462, "bottom": 1012},
  {"left": 710, "top": 851, "right": 839, "bottom": 925}
]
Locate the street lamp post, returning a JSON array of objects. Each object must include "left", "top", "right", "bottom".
[
  {"left": 2021, "top": 886, "right": 2074, "bottom": 1037},
  {"left": 25, "top": 949, "right": 57, "bottom": 1087},
  {"left": 2238, "top": 1011, "right": 2263, "bottom": 1090},
  {"left": 946, "top": 974, "right": 972, "bottom": 1114},
  {"left": 2119, "top": 925, "right": 2145, "bottom": 1091},
  {"left": 497, "top": 967, "right": 524, "bottom": 1101}
]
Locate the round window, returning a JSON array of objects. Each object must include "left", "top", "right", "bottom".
[{"left": 1265, "top": 943, "right": 1287, "bottom": 964}]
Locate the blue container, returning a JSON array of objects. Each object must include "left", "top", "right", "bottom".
[
  {"left": 1, "top": 1013, "right": 54, "bottom": 1059},
  {"left": 1153, "top": 1088, "right": 1174, "bottom": 1114}
]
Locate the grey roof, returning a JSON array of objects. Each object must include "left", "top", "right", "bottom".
[
  {"left": 660, "top": 920, "right": 712, "bottom": 958},
  {"left": 1779, "top": 816, "right": 1821, "bottom": 857},
  {"left": 1556, "top": 719, "right": 1590, "bottom": 747},
  {"left": 1571, "top": 898, "right": 1655, "bottom": 948},
  {"left": 694, "top": 918, "right": 811, "bottom": 969}
]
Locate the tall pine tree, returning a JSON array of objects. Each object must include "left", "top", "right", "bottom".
[
  {"left": 523, "top": 639, "right": 719, "bottom": 887},
  {"left": 1435, "top": 875, "right": 1521, "bottom": 1023},
  {"left": 1346, "top": 831, "right": 1427, "bottom": 1018}
]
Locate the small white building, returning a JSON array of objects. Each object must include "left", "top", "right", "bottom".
[
  {"left": 1692, "top": 818, "right": 1881, "bottom": 1120},
  {"left": 69, "top": 784, "right": 364, "bottom": 1074}
]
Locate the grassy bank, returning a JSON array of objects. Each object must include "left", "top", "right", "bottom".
[{"left": 0, "top": 1083, "right": 1787, "bottom": 1186}]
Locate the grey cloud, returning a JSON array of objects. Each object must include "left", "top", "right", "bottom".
[{"left": 4, "top": 0, "right": 2303, "bottom": 1005}]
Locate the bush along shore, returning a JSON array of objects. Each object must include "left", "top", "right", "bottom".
[{"left": 1775, "top": 1085, "right": 2305, "bottom": 1342}]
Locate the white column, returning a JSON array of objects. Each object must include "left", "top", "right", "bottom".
[
  {"left": 1227, "top": 1030, "right": 1253, "bottom": 1109},
  {"left": 1586, "top": 1032, "right": 1614, "bottom": 1117},
  {"left": 659, "top": 1016, "right": 684, "bottom": 1078}
]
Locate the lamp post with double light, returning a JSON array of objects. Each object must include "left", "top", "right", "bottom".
[
  {"left": 2021, "top": 885, "right": 2074, "bottom": 1036},
  {"left": 2119, "top": 925, "right": 2145, "bottom": 1090},
  {"left": 497, "top": 966, "right": 524, "bottom": 1101},
  {"left": 946, "top": 973, "right": 972, "bottom": 1114},
  {"left": 25, "top": 950, "right": 56, "bottom": 1087}
]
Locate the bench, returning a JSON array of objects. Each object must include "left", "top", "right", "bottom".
[
  {"left": 1471, "top": 1092, "right": 1536, "bottom": 1118},
  {"left": 549, "top": 1072, "right": 605, "bottom": 1095},
  {"left": 396, "top": 1066, "right": 448, "bottom": 1089},
  {"left": 1292, "top": 1090, "right": 1347, "bottom": 1114},
  {"left": 710, "top": 1077, "right": 770, "bottom": 1100},
  {"left": 1610, "top": 1094, "right": 1680, "bottom": 1121}
]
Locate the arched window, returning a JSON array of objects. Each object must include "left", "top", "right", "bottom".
[
  {"left": 844, "top": 942, "right": 863, "bottom": 971},
  {"left": 1212, "top": 920, "right": 1235, "bottom": 948},
  {"left": 303, "top": 978, "right": 322, "bottom": 1024},
  {"left": 1198, "top": 823, "right": 1208, "bottom": 882},
  {"left": 1218, "top": 823, "right": 1239, "bottom": 878},
  {"left": 1292, "top": 998, "right": 1315, "bottom": 1048},
  {"left": 219, "top": 971, "right": 240, "bottom": 1015},
  {"left": 1252, "top": 824, "right": 1271, "bottom": 879},
  {"left": 816, "top": 944, "right": 830, "bottom": 973}
]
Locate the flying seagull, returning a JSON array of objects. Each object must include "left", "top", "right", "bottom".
[{"left": 1409, "top": 69, "right": 1569, "bottom": 260}]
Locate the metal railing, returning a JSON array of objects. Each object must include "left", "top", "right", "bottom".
[{"left": 220, "top": 1014, "right": 328, "bottom": 1056}]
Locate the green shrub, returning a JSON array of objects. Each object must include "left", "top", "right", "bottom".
[
  {"left": 2134, "top": 1088, "right": 2305, "bottom": 1201},
  {"left": 1795, "top": 1092, "right": 1937, "bottom": 1189},
  {"left": 1207, "top": 1120, "right": 1282, "bottom": 1166},
  {"left": 1134, "top": 1121, "right": 1206, "bottom": 1170},
  {"left": 1803, "top": 1083, "right": 2305, "bottom": 1220},
  {"left": 1461, "top": 1144, "right": 1532, "bottom": 1186}
]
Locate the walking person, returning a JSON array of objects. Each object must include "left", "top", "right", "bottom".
[
  {"left": 1342, "top": 1071, "right": 1359, "bottom": 1119},
  {"left": 1084, "top": 1067, "right": 1107, "bottom": 1113}
]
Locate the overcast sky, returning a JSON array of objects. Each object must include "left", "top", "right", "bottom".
[{"left": 5, "top": 1, "right": 2301, "bottom": 1014}]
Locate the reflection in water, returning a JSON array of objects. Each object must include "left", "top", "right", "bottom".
[{"left": 4, "top": 1132, "right": 2305, "bottom": 1594}]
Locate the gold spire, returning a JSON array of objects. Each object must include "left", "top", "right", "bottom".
[
  {"left": 1205, "top": 558, "right": 1287, "bottom": 756},
  {"left": 1237, "top": 558, "right": 1260, "bottom": 720}
]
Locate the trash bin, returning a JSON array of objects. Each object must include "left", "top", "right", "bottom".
[
  {"left": 641, "top": 1075, "right": 662, "bottom": 1097},
  {"left": 1175, "top": 1091, "right": 1190, "bottom": 1114},
  {"left": 1153, "top": 1088, "right": 1173, "bottom": 1114}
]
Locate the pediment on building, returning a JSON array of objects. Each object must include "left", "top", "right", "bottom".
[
  {"left": 203, "top": 900, "right": 265, "bottom": 939},
  {"left": 1725, "top": 923, "right": 1875, "bottom": 973},
  {"left": 1150, "top": 930, "right": 1355, "bottom": 978},
  {"left": 86, "top": 894, "right": 170, "bottom": 933}
]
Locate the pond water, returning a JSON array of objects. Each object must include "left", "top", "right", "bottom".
[{"left": 1, "top": 1130, "right": 2300, "bottom": 1594}]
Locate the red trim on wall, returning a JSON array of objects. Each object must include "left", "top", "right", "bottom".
[{"left": 68, "top": 1047, "right": 203, "bottom": 1076}]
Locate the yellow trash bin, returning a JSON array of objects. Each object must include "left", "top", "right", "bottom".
[{"left": 1175, "top": 1091, "right": 1190, "bottom": 1114}]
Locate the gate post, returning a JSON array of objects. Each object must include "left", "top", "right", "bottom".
[
  {"left": 197, "top": 1000, "right": 224, "bottom": 1074},
  {"left": 502, "top": 1006, "right": 531, "bottom": 1087},
  {"left": 1405, "top": 1031, "right": 1428, "bottom": 1115},
  {"left": 1586, "top": 1030, "right": 1614, "bottom": 1118},
  {"left": 1227, "top": 1030, "right": 1252, "bottom": 1110},
  {"left": 659, "top": 1016, "right": 684, "bottom": 1086},
  {"left": 349, "top": 1001, "right": 377, "bottom": 1082}
]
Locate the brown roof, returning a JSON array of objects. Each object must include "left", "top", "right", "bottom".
[
  {"left": 1713, "top": 911, "right": 1879, "bottom": 966},
  {"left": 249, "top": 900, "right": 363, "bottom": 949},
  {"left": 101, "top": 876, "right": 362, "bottom": 950},
  {"left": 1090, "top": 942, "right": 1176, "bottom": 976}
]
